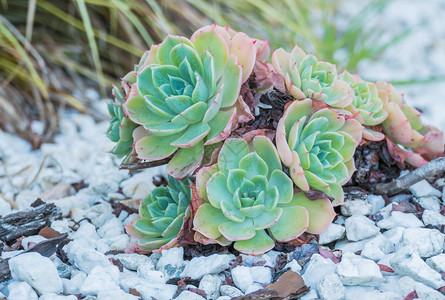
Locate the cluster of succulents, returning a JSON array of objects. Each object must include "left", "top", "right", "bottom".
[{"left": 108, "top": 25, "right": 444, "bottom": 255}]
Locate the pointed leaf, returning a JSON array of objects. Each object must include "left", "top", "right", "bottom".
[
  {"left": 220, "top": 54, "right": 242, "bottom": 108},
  {"left": 218, "top": 138, "right": 249, "bottom": 170},
  {"left": 167, "top": 141, "right": 204, "bottom": 179},
  {"left": 171, "top": 122, "right": 210, "bottom": 148},
  {"left": 206, "top": 172, "right": 233, "bottom": 209},
  {"left": 219, "top": 219, "right": 255, "bottom": 241},
  {"left": 193, "top": 203, "right": 226, "bottom": 239},
  {"left": 234, "top": 230, "right": 275, "bottom": 255},
  {"left": 291, "top": 192, "right": 336, "bottom": 234},
  {"left": 269, "top": 205, "right": 308, "bottom": 242}
]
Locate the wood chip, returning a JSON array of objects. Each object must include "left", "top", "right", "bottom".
[
  {"left": 39, "top": 226, "right": 61, "bottom": 239},
  {"left": 233, "top": 270, "right": 309, "bottom": 300}
]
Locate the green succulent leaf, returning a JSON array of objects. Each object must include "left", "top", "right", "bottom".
[
  {"left": 193, "top": 136, "right": 305, "bottom": 255},
  {"left": 233, "top": 230, "right": 275, "bottom": 255},
  {"left": 276, "top": 99, "right": 362, "bottom": 204},
  {"left": 125, "top": 176, "right": 191, "bottom": 251},
  {"left": 116, "top": 25, "right": 260, "bottom": 179}
]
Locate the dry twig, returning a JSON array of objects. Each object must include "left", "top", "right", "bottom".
[{"left": 375, "top": 157, "right": 445, "bottom": 196}]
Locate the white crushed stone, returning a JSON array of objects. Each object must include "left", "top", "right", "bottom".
[{"left": 390, "top": 246, "right": 445, "bottom": 289}]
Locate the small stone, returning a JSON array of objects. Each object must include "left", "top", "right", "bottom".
[
  {"left": 62, "top": 272, "right": 86, "bottom": 294},
  {"left": 65, "top": 241, "right": 111, "bottom": 274},
  {"left": 361, "top": 234, "right": 395, "bottom": 261},
  {"left": 299, "top": 289, "right": 318, "bottom": 300},
  {"left": 70, "top": 222, "right": 100, "bottom": 241},
  {"left": 409, "top": 180, "right": 441, "bottom": 198},
  {"left": 150, "top": 253, "right": 162, "bottom": 266},
  {"left": 80, "top": 265, "right": 120, "bottom": 295},
  {"left": 9, "top": 252, "right": 63, "bottom": 295},
  {"left": 335, "top": 239, "right": 369, "bottom": 254},
  {"left": 251, "top": 266, "right": 272, "bottom": 285},
  {"left": 336, "top": 252, "right": 383, "bottom": 286},
  {"left": 284, "top": 260, "right": 302, "bottom": 273},
  {"left": 39, "top": 294, "right": 78, "bottom": 300},
  {"left": 379, "top": 275, "right": 402, "bottom": 294},
  {"left": 334, "top": 215, "right": 346, "bottom": 225},
  {"left": 7, "top": 281, "right": 38, "bottom": 300},
  {"left": 137, "top": 268, "right": 166, "bottom": 284},
  {"left": 57, "top": 262, "right": 75, "bottom": 279},
  {"left": 245, "top": 283, "right": 263, "bottom": 294},
  {"left": 423, "top": 210, "right": 445, "bottom": 226},
  {"left": 389, "top": 194, "right": 412, "bottom": 203},
  {"left": 316, "top": 274, "right": 345, "bottom": 300},
  {"left": 426, "top": 254, "right": 445, "bottom": 273},
  {"left": 377, "top": 211, "right": 423, "bottom": 229},
  {"left": 374, "top": 203, "right": 393, "bottom": 220},
  {"left": 175, "top": 290, "right": 206, "bottom": 300},
  {"left": 367, "top": 195, "right": 386, "bottom": 215},
  {"left": 50, "top": 219, "right": 71, "bottom": 233},
  {"left": 157, "top": 247, "right": 184, "bottom": 270},
  {"left": 240, "top": 254, "right": 267, "bottom": 267},
  {"left": 377, "top": 254, "right": 397, "bottom": 276},
  {"left": 414, "top": 196, "right": 441, "bottom": 212},
  {"left": 180, "top": 254, "right": 235, "bottom": 280},
  {"left": 341, "top": 191, "right": 372, "bottom": 216},
  {"left": 382, "top": 227, "right": 405, "bottom": 244},
  {"left": 97, "top": 289, "right": 139, "bottom": 300},
  {"left": 97, "top": 217, "right": 124, "bottom": 238},
  {"left": 21, "top": 235, "right": 47, "bottom": 250},
  {"left": 113, "top": 253, "right": 155, "bottom": 271},
  {"left": 231, "top": 266, "right": 253, "bottom": 293},
  {"left": 398, "top": 228, "right": 444, "bottom": 258},
  {"left": 199, "top": 274, "right": 222, "bottom": 300},
  {"left": 131, "top": 283, "right": 177, "bottom": 300},
  {"left": 343, "top": 286, "right": 401, "bottom": 300},
  {"left": 261, "top": 250, "right": 281, "bottom": 268},
  {"left": 95, "top": 239, "right": 111, "bottom": 254},
  {"left": 302, "top": 254, "right": 336, "bottom": 288},
  {"left": 345, "top": 215, "right": 380, "bottom": 241},
  {"left": 101, "top": 234, "right": 129, "bottom": 251},
  {"left": 120, "top": 169, "right": 160, "bottom": 199},
  {"left": 398, "top": 276, "right": 445, "bottom": 300},
  {"left": 390, "top": 246, "right": 445, "bottom": 289},
  {"left": 318, "top": 223, "right": 346, "bottom": 245},
  {"left": 0, "top": 198, "right": 12, "bottom": 217},
  {"left": 220, "top": 285, "right": 243, "bottom": 298},
  {"left": 118, "top": 273, "right": 147, "bottom": 293}
]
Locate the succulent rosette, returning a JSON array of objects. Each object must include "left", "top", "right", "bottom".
[
  {"left": 106, "top": 73, "right": 140, "bottom": 163},
  {"left": 125, "top": 175, "right": 191, "bottom": 252},
  {"left": 123, "top": 25, "right": 268, "bottom": 179},
  {"left": 378, "top": 81, "right": 444, "bottom": 164},
  {"left": 192, "top": 136, "right": 335, "bottom": 255},
  {"left": 276, "top": 99, "right": 362, "bottom": 205},
  {"left": 271, "top": 45, "right": 353, "bottom": 108},
  {"left": 339, "top": 71, "right": 388, "bottom": 141}
]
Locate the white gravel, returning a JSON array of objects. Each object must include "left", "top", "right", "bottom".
[{"left": 0, "top": 1, "right": 444, "bottom": 299}]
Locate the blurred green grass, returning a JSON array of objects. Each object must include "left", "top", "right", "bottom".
[{"left": 0, "top": 0, "right": 414, "bottom": 145}]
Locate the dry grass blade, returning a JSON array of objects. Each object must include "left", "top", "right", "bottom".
[
  {"left": 76, "top": 0, "right": 105, "bottom": 96},
  {"left": 0, "top": 0, "right": 414, "bottom": 147}
]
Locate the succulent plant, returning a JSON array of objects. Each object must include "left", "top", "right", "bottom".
[
  {"left": 125, "top": 175, "right": 191, "bottom": 252},
  {"left": 378, "top": 81, "right": 444, "bottom": 163},
  {"left": 106, "top": 77, "right": 139, "bottom": 163},
  {"left": 192, "top": 136, "right": 335, "bottom": 255},
  {"left": 339, "top": 71, "right": 388, "bottom": 141},
  {"left": 123, "top": 25, "right": 268, "bottom": 179},
  {"left": 276, "top": 99, "right": 362, "bottom": 204},
  {"left": 272, "top": 45, "right": 353, "bottom": 108}
]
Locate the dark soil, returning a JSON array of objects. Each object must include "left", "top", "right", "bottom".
[{"left": 347, "top": 140, "right": 406, "bottom": 192}]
